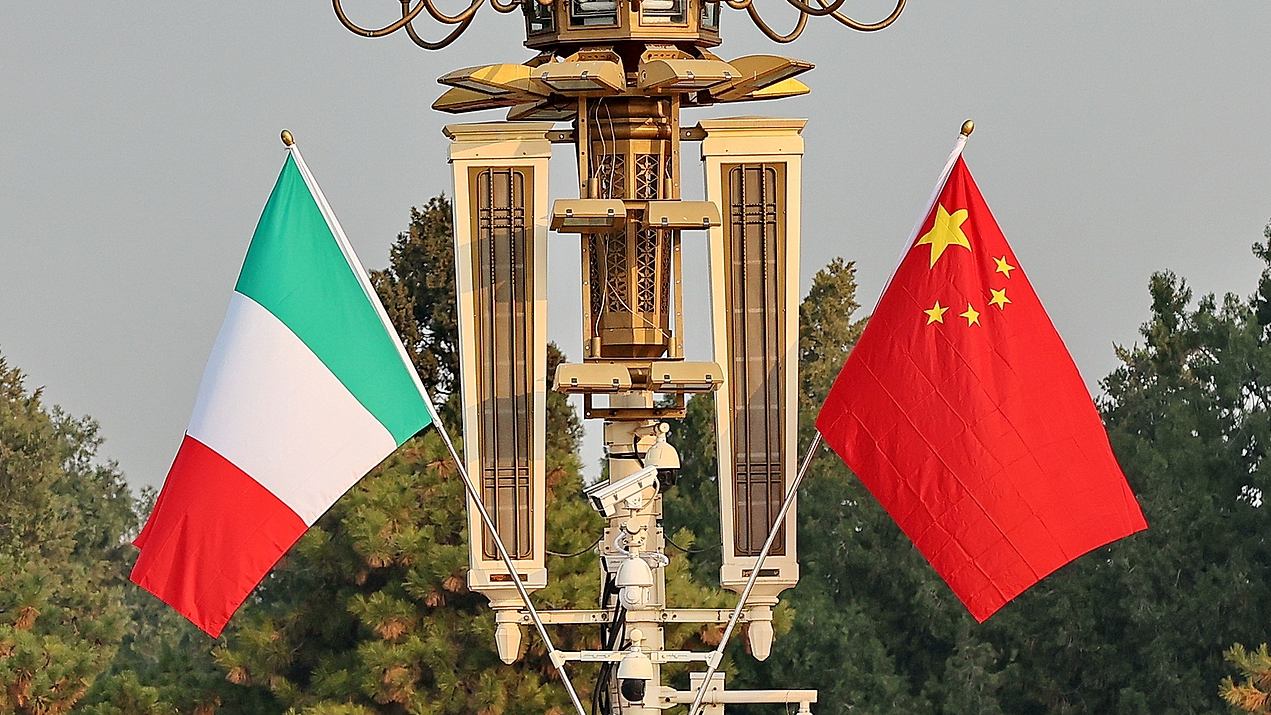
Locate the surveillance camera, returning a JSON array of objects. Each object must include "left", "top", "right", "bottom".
[
  {"left": 615, "top": 556, "right": 654, "bottom": 609},
  {"left": 583, "top": 466, "right": 660, "bottom": 517},
  {"left": 620, "top": 677, "right": 647, "bottom": 703},
  {"left": 642, "top": 423, "right": 680, "bottom": 489},
  {"left": 617, "top": 630, "right": 654, "bottom": 703}
]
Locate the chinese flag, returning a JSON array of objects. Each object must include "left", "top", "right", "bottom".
[{"left": 815, "top": 154, "right": 1147, "bottom": 621}]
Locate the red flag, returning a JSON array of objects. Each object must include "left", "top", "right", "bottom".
[{"left": 815, "top": 150, "right": 1147, "bottom": 621}]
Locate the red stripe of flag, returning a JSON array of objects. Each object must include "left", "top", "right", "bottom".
[{"left": 131, "top": 435, "right": 308, "bottom": 637}]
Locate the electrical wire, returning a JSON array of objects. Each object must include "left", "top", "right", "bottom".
[
  {"left": 547, "top": 536, "right": 604, "bottom": 558},
  {"left": 603, "top": 101, "right": 616, "bottom": 198},
  {"left": 607, "top": 276, "right": 677, "bottom": 339},
  {"left": 593, "top": 575, "right": 628, "bottom": 715},
  {"left": 593, "top": 99, "right": 605, "bottom": 195},
  {"left": 665, "top": 534, "right": 716, "bottom": 554},
  {"left": 591, "top": 100, "right": 610, "bottom": 342},
  {"left": 594, "top": 234, "right": 610, "bottom": 339}
]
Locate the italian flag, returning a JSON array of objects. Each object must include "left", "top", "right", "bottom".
[{"left": 130, "top": 145, "right": 434, "bottom": 637}]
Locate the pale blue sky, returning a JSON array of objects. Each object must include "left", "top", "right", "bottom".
[{"left": 2, "top": 1, "right": 1269, "bottom": 487}]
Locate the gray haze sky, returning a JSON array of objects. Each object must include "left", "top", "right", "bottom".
[{"left": 2, "top": 2, "right": 1269, "bottom": 489}]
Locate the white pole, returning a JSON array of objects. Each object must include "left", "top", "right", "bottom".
[
  {"left": 423, "top": 394, "right": 590, "bottom": 715},
  {"left": 685, "top": 432, "right": 824, "bottom": 715}
]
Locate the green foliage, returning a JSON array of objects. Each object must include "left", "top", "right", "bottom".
[
  {"left": 662, "top": 391, "right": 721, "bottom": 586},
  {"left": 1220, "top": 643, "right": 1271, "bottom": 713},
  {"left": 371, "top": 197, "right": 459, "bottom": 404},
  {"left": 1035, "top": 229, "right": 1271, "bottom": 713},
  {"left": 79, "top": 575, "right": 276, "bottom": 715},
  {"left": 797, "top": 257, "right": 867, "bottom": 428},
  {"left": 0, "top": 354, "right": 137, "bottom": 714}
]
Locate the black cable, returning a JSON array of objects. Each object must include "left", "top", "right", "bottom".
[
  {"left": 594, "top": 576, "right": 614, "bottom": 715},
  {"left": 664, "top": 534, "right": 717, "bottom": 554},
  {"left": 594, "top": 575, "right": 620, "bottom": 715},
  {"left": 547, "top": 536, "right": 603, "bottom": 558},
  {"left": 603, "top": 608, "right": 628, "bottom": 715},
  {"left": 593, "top": 573, "right": 628, "bottom": 715}
]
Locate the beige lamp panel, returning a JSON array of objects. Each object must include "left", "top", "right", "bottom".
[
  {"left": 702, "top": 117, "right": 805, "bottom": 660},
  {"left": 446, "top": 122, "right": 553, "bottom": 663}
]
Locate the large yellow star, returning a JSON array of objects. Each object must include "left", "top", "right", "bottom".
[
  {"left": 994, "top": 256, "right": 1015, "bottom": 278},
  {"left": 924, "top": 301, "right": 949, "bottom": 325},
  {"left": 989, "top": 288, "right": 1011, "bottom": 310},
  {"left": 960, "top": 304, "right": 981, "bottom": 326},
  {"left": 916, "top": 204, "right": 972, "bottom": 268}
]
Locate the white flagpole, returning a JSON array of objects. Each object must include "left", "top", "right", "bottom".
[
  {"left": 874, "top": 120, "right": 975, "bottom": 310},
  {"left": 282, "top": 130, "right": 590, "bottom": 715},
  {"left": 685, "top": 432, "right": 824, "bottom": 715}
]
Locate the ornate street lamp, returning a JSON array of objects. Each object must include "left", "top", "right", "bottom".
[{"left": 332, "top": 1, "right": 906, "bottom": 712}]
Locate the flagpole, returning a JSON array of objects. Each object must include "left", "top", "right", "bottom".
[
  {"left": 876, "top": 119, "right": 975, "bottom": 308},
  {"left": 280, "top": 129, "right": 589, "bottom": 715},
  {"left": 685, "top": 431, "right": 825, "bottom": 715},
  {"left": 421, "top": 395, "right": 589, "bottom": 715}
]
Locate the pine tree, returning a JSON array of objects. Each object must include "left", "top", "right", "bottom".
[
  {"left": 370, "top": 197, "right": 460, "bottom": 406},
  {"left": 1221, "top": 643, "right": 1271, "bottom": 713},
  {"left": 78, "top": 572, "right": 275, "bottom": 715},
  {"left": 0, "top": 354, "right": 138, "bottom": 714}
]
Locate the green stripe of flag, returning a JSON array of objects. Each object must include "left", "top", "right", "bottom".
[{"left": 235, "top": 154, "right": 431, "bottom": 445}]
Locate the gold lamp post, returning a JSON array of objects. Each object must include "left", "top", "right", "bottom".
[{"left": 332, "top": 1, "right": 906, "bottom": 712}]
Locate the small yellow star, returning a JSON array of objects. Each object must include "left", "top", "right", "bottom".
[
  {"left": 916, "top": 204, "right": 972, "bottom": 268},
  {"left": 960, "top": 304, "right": 981, "bottom": 326},
  {"left": 924, "top": 301, "right": 949, "bottom": 325},
  {"left": 989, "top": 288, "right": 1011, "bottom": 310},
  {"left": 994, "top": 256, "right": 1015, "bottom": 278}
]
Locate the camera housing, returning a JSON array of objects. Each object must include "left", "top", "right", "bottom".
[
  {"left": 642, "top": 423, "right": 681, "bottom": 489},
  {"left": 615, "top": 555, "right": 654, "bottom": 609},
  {"left": 617, "top": 629, "right": 654, "bottom": 703},
  {"left": 583, "top": 465, "right": 660, "bottom": 517}
]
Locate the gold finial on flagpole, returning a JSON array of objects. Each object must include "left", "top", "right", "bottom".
[
  {"left": 280, "top": 129, "right": 295, "bottom": 147},
  {"left": 960, "top": 119, "right": 975, "bottom": 137}
]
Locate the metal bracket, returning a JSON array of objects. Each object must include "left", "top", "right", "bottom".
[
  {"left": 660, "top": 686, "right": 816, "bottom": 711},
  {"left": 518, "top": 607, "right": 754, "bottom": 625}
]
